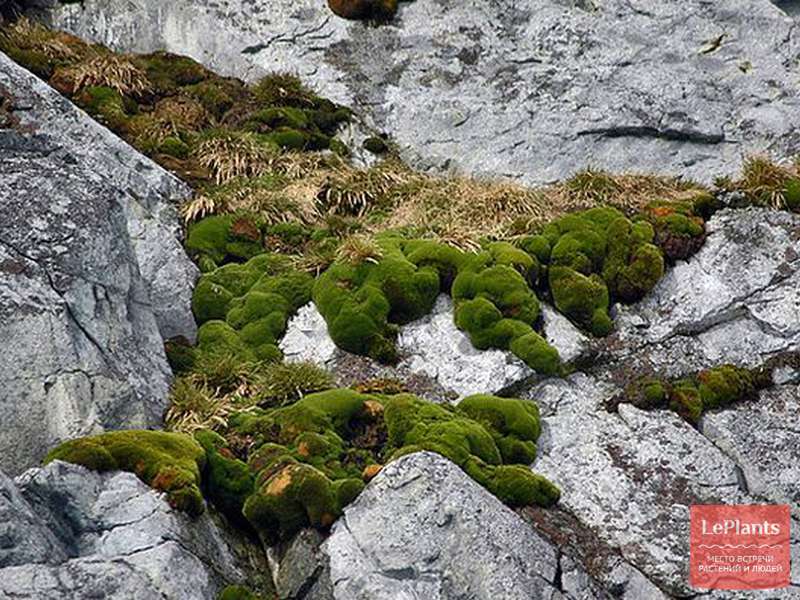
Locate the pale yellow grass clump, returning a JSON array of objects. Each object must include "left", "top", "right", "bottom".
[
  {"left": 724, "top": 154, "right": 800, "bottom": 209},
  {"left": 0, "top": 17, "right": 83, "bottom": 60},
  {"left": 56, "top": 52, "right": 150, "bottom": 96}
]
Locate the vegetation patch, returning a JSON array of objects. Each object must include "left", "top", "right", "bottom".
[
  {"left": 608, "top": 353, "right": 799, "bottom": 423},
  {"left": 45, "top": 430, "right": 207, "bottom": 516}
]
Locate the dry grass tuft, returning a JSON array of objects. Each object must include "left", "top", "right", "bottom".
[
  {"left": 316, "top": 159, "right": 413, "bottom": 217},
  {"left": 0, "top": 17, "right": 83, "bottom": 60},
  {"left": 727, "top": 154, "right": 800, "bottom": 209},
  {"left": 194, "top": 132, "right": 275, "bottom": 184},
  {"left": 56, "top": 52, "right": 150, "bottom": 96},
  {"left": 335, "top": 234, "right": 384, "bottom": 265},
  {"left": 181, "top": 175, "right": 317, "bottom": 224}
]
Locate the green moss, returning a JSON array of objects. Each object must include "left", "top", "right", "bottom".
[
  {"left": 548, "top": 266, "right": 611, "bottom": 336},
  {"left": 195, "top": 430, "right": 254, "bottom": 525},
  {"left": 76, "top": 86, "right": 130, "bottom": 129},
  {"left": 135, "top": 51, "right": 209, "bottom": 95},
  {"left": 313, "top": 235, "right": 445, "bottom": 362},
  {"left": 363, "top": 136, "right": 389, "bottom": 154},
  {"left": 784, "top": 179, "right": 800, "bottom": 211},
  {"left": 165, "top": 338, "right": 197, "bottom": 374},
  {"left": 458, "top": 394, "right": 540, "bottom": 463},
  {"left": 265, "top": 128, "right": 308, "bottom": 150},
  {"left": 186, "top": 215, "right": 264, "bottom": 267},
  {"left": 184, "top": 78, "right": 243, "bottom": 120},
  {"left": 158, "top": 136, "right": 190, "bottom": 158},
  {"left": 45, "top": 431, "right": 206, "bottom": 516},
  {"left": 218, "top": 585, "right": 263, "bottom": 600}
]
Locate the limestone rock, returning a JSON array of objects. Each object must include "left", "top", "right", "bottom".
[
  {"left": 0, "top": 461, "right": 266, "bottom": 599},
  {"left": 0, "top": 53, "right": 197, "bottom": 474},
  {"left": 611, "top": 208, "right": 800, "bottom": 376},
  {"left": 319, "top": 451, "right": 598, "bottom": 599},
  {"left": 38, "top": 0, "right": 800, "bottom": 184}
]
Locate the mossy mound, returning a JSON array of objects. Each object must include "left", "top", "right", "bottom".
[
  {"left": 312, "top": 234, "right": 462, "bottom": 363},
  {"left": 216, "top": 388, "right": 558, "bottom": 544},
  {"left": 517, "top": 206, "right": 668, "bottom": 335},
  {"left": 191, "top": 252, "right": 314, "bottom": 364},
  {"left": 643, "top": 201, "right": 707, "bottom": 262},
  {"left": 45, "top": 430, "right": 207, "bottom": 516},
  {"left": 452, "top": 242, "right": 560, "bottom": 374},
  {"left": 614, "top": 363, "right": 772, "bottom": 423},
  {"left": 0, "top": 23, "right": 352, "bottom": 185}
]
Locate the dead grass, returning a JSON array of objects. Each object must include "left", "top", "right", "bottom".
[
  {"left": 335, "top": 234, "right": 384, "bottom": 265},
  {"left": 55, "top": 52, "right": 150, "bottom": 96},
  {"left": 194, "top": 131, "right": 276, "bottom": 184},
  {"left": 725, "top": 154, "right": 800, "bottom": 209}
]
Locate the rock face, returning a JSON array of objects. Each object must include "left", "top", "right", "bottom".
[
  {"left": 611, "top": 208, "right": 800, "bottom": 376},
  {"left": 285, "top": 451, "right": 607, "bottom": 599},
  {"left": 522, "top": 208, "right": 800, "bottom": 596},
  {"left": 0, "top": 461, "right": 264, "bottom": 599},
  {"left": 37, "top": 0, "right": 800, "bottom": 184},
  {"left": 0, "top": 52, "right": 197, "bottom": 474}
]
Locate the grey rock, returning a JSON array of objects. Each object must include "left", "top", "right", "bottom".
[
  {"left": 320, "top": 451, "right": 600, "bottom": 600},
  {"left": 282, "top": 295, "right": 583, "bottom": 400},
  {"left": 397, "top": 295, "right": 534, "bottom": 398},
  {"left": 701, "top": 384, "right": 800, "bottom": 511},
  {"left": 0, "top": 53, "right": 197, "bottom": 474},
  {"left": 280, "top": 302, "right": 339, "bottom": 367},
  {"left": 38, "top": 0, "right": 800, "bottom": 185},
  {"left": 0, "top": 469, "right": 66, "bottom": 567},
  {"left": 268, "top": 528, "right": 327, "bottom": 599},
  {"left": 611, "top": 208, "right": 800, "bottom": 376},
  {"left": 0, "top": 461, "right": 266, "bottom": 600}
]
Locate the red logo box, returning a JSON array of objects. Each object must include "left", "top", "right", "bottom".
[{"left": 690, "top": 504, "right": 790, "bottom": 590}]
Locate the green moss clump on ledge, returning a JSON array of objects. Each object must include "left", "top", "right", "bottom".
[
  {"left": 610, "top": 358, "right": 789, "bottom": 423},
  {"left": 45, "top": 430, "right": 207, "bottom": 516},
  {"left": 217, "top": 388, "right": 559, "bottom": 545},
  {"left": 191, "top": 252, "right": 314, "bottom": 364}
]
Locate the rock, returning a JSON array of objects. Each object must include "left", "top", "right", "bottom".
[
  {"left": 318, "top": 451, "right": 601, "bottom": 599},
  {"left": 37, "top": 0, "right": 800, "bottom": 184},
  {"left": 280, "top": 302, "right": 339, "bottom": 366},
  {"left": 530, "top": 374, "right": 800, "bottom": 597},
  {"left": 397, "top": 295, "right": 534, "bottom": 397},
  {"left": 0, "top": 461, "right": 266, "bottom": 599},
  {"left": 0, "top": 53, "right": 197, "bottom": 474},
  {"left": 0, "top": 469, "right": 66, "bottom": 568},
  {"left": 611, "top": 208, "right": 800, "bottom": 376},
  {"left": 282, "top": 295, "right": 583, "bottom": 399},
  {"left": 700, "top": 383, "right": 800, "bottom": 510}
]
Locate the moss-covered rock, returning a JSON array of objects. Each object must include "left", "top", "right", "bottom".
[
  {"left": 616, "top": 363, "right": 767, "bottom": 424},
  {"left": 195, "top": 430, "right": 254, "bottom": 525},
  {"left": 45, "top": 430, "right": 206, "bottom": 516},
  {"left": 192, "top": 253, "right": 314, "bottom": 363}
]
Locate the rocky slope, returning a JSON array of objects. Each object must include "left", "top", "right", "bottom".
[
  {"left": 0, "top": 51, "right": 197, "bottom": 474},
  {"left": 0, "top": 461, "right": 266, "bottom": 599},
  {"left": 34, "top": 0, "right": 800, "bottom": 183}
]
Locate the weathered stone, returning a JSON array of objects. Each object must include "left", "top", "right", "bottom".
[
  {"left": 0, "top": 52, "right": 197, "bottom": 474},
  {"left": 280, "top": 302, "right": 339, "bottom": 367},
  {"left": 37, "top": 0, "right": 800, "bottom": 184},
  {"left": 701, "top": 384, "right": 800, "bottom": 510},
  {"left": 397, "top": 295, "right": 534, "bottom": 397},
  {"left": 0, "top": 461, "right": 267, "bottom": 599},
  {"left": 320, "top": 451, "right": 596, "bottom": 599},
  {"left": 610, "top": 208, "right": 800, "bottom": 377}
]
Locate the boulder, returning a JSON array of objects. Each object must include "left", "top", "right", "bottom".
[
  {"left": 313, "top": 451, "right": 606, "bottom": 599},
  {"left": 0, "top": 461, "right": 266, "bottom": 599},
  {"left": 0, "top": 52, "right": 197, "bottom": 474},
  {"left": 37, "top": 0, "right": 800, "bottom": 184}
]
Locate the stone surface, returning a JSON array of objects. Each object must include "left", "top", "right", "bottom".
[
  {"left": 397, "top": 295, "right": 534, "bottom": 397},
  {"left": 701, "top": 384, "right": 800, "bottom": 511},
  {"left": 318, "top": 451, "right": 598, "bottom": 600},
  {"left": 610, "top": 208, "right": 800, "bottom": 377},
  {"left": 0, "top": 52, "right": 197, "bottom": 474},
  {"left": 0, "top": 461, "right": 266, "bottom": 599},
  {"left": 37, "top": 0, "right": 800, "bottom": 185},
  {"left": 280, "top": 302, "right": 339, "bottom": 367},
  {"left": 530, "top": 374, "right": 800, "bottom": 598}
]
